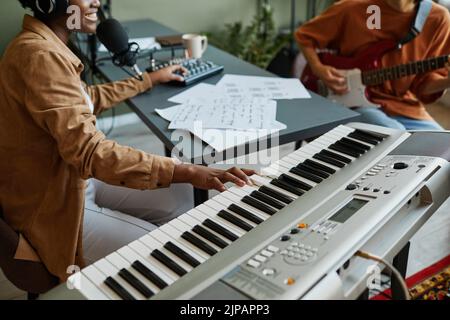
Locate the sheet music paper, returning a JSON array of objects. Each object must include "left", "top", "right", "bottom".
[
  {"left": 162, "top": 98, "right": 285, "bottom": 130},
  {"left": 216, "top": 74, "right": 311, "bottom": 100},
  {"left": 168, "top": 83, "right": 225, "bottom": 104}
]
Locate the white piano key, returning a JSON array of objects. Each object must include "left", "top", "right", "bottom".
[
  {"left": 70, "top": 272, "right": 109, "bottom": 300},
  {"left": 151, "top": 228, "right": 208, "bottom": 261},
  {"left": 117, "top": 245, "right": 174, "bottom": 286},
  {"left": 95, "top": 258, "right": 144, "bottom": 300},
  {"left": 106, "top": 252, "right": 160, "bottom": 295},
  {"left": 82, "top": 265, "right": 120, "bottom": 300},
  {"left": 169, "top": 218, "right": 192, "bottom": 233},
  {"left": 140, "top": 234, "right": 193, "bottom": 272},
  {"left": 128, "top": 240, "right": 180, "bottom": 281}
]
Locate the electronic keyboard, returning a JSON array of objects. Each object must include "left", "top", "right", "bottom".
[{"left": 42, "top": 123, "right": 450, "bottom": 300}]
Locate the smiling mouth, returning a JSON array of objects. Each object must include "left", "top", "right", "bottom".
[{"left": 85, "top": 12, "right": 98, "bottom": 22}]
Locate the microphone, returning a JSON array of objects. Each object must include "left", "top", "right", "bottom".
[{"left": 96, "top": 18, "right": 143, "bottom": 80}]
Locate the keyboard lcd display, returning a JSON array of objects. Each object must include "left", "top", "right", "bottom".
[{"left": 329, "top": 199, "right": 369, "bottom": 223}]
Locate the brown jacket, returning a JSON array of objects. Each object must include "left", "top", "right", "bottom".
[
  {"left": 0, "top": 15, "right": 175, "bottom": 281},
  {"left": 296, "top": 0, "right": 450, "bottom": 120}
]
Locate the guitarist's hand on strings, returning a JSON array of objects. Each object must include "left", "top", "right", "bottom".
[{"left": 312, "top": 64, "right": 348, "bottom": 95}]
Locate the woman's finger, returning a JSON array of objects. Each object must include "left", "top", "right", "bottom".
[
  {"left": 221, "top": 172, "right": 246, "bottom": 187},
  {"left": 211, "top": 177, "right": 227, "bottom": 192}
]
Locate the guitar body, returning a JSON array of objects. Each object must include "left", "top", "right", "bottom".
[{"left": 301, "top": 40, "right": 398, "bottom": 108}]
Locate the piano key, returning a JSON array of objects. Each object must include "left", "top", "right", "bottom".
[
  {"left": 218, "top": 210, "right": 254, "bottom": 232},
  {"left": 153, "top": 228, "right": 208, "bottom": 261},
  {"left": 83, "top": 265, "right": 121, "bottom": 300},
  {"left": 250, "top": 174, "right": 299, "bottom": 199},
  {"left": 104, "top": 276, "right": 135, "bottom": 300},
  {"left": 281, "top": 155, "right": 300, "bottom": 167},
  {"left": 329, "top": 143, "right": 361, "bottom": 158},
  {"left": 228, "top": 203, "right": 265, "bottom": 224},
  {"left": 106, "top": 252, "right": 157, "bottom": 297},
  {"left": 340, "top": 137, "right": 371, "bottom": 151},
  {"left": 132, "top": 260, "right": 168, "bottom": 290},
  {"left": 336, "top": 140, "right": 366, "bottom": 154},
  {"left": 259, "top": 185, "right": 293, "bottom": 204},
  {"left": 70, "top": 272, "right": 109, "bottom": 300},
  {"left": 196, "top": 205, "right": 245, "bottom": 237},
  {"left": 175, "top": 216, "right": 223, "bottom": 251},
  {"left": 296, "top": 163, "right": 330, "bottom": 179},
  {"left": 348, "top": 131, "right": 379, "bottom": 145},
  {"left": 128, "top": 241, "right": 180, "bottom": 281},
  {"left": 290, "top": 167, "right": 323, "bottom": 183},
  {"left": 164, "top": 242, "right": 201, "bottom": 268},
  {"left": 181, "top": 232, "right": 218, "bottom": 256},
  {"left": 267, "top": 165, "right": 318, "bottom": 190},
  {"left": 320, "top": 149, "right": 352, "bottom": 164},
  {"left": 192, "top": 225, "right": 228, "bottom": 249},
  {"left": 250, "top": 190, "right": 285, "bottom": 210},
  {"left": 313, "top": 153, "right": 346, "bottom": 168},
  {"left": 141, "top": 235, "right": 193, "bottom": 272},
  {"left": 242, "top": 196, "right": 277, "bottom": 215},
  {"left": 354, "top": 129, "right": 385, "bottom": 142},
  {"left": 303, "top": 159, "right": 336, "bottom": 174},
  {"left": 186, "top": 209, "right": 234, "bottom": 245},
  {"left": 119, "top": 245, "right": 174, "bottom": 286},
  {"left": 151, "top": 249, "right": 187, "bottom": 277},
  {"left": 95, "top": 259, "right": 142, "bottom": 300},
  {"left": 224, "top": 188, "right": 273, "bottom": 218},
  {"left": 271, "top": 179, "right": 305, "bottom": 196},
  {"left": 203, "top": 219, "right": 240, "bottom": 242},
  {"left": 279, "top": 174, "right": 313, "bottom": 191},
  {"left": 118, "top": 269, "right": 154, "bottom": 299}
]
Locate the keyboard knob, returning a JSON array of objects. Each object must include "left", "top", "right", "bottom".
[{"left": 393, "top": 162, "right": 408, "bottom": 170}]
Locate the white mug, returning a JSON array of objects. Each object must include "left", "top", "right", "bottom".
[{"left": 182, "top": 34, "right": 208, "bottom": 59}]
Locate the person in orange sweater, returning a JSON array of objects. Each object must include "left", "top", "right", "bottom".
[{"left": 296, "top": 0, "right": 449, "bottom": 130}]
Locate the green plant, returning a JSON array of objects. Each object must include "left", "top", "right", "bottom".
[{"left": 208, "top": 3, "right": 290, "bottom": 69}]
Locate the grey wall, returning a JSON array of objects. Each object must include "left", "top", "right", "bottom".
[{"left": 1, "top": 0, "right": 314, "bottom": 55}]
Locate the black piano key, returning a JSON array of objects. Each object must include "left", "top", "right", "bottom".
[
  {"left": 279, "top": 174, "right": 313, "bottom": 191},
  {"left": 290, "top": 167, "right": 323, "bottom": 183},
  {"left": 336, "top": 140, "right": 367, "bottom": 154},
  {"left": 181, "top": 232, "right": 218, "bottom": 256},
  {"left": 164, "top": 242, "right": 201, "bottom": 268},
  {"left": 304, "top": 159, "right": 336, "bottom": 174},
  {"left": 218, "top": 210, "right": 254, "bottom": 232},
  {"left": 132, "top": 260, "right": 168, "bottom": 290},
  {"left": 313, "top": 153, "right": 346, "bottom": 168},
  {"left": 270, "top": 179, "right": 305, "bottom": 196},
  {"left": 250, "top": 191, "right": 285, "bottom": 210},
  {"left": 328, "top": 143, "right": 360, "bottom": 158},
  {"left": 228, "top": 204, "right": 264, "bottom": 224},
  {"left": 242, "top": 196, "right": 278, "bottom": 216},
  {"left": 348, "top": 132, "right": 379, "bottom": 145},
  {"left": 104, "top": 276, "right": 136, "bottom": 300},
  {"left": 192, "top": 225, "right": 228, "bottom": 249},
  {"left": 151, "top": 249, "right": 187, "bottom": 277},
  {"left": 119, "top": 268, "right": 154, "bottom": 299},
  {"left": 297, "top": 163, "right": 330, "bottom": 179},
  {"left": 354, "top": 129, "right": 385, "bottom": 142},
  {"left": 259, "top": 186, "right": 293, "bottom": 204},
  {"left": 320, "top": 150, "right": 352, "bottom": 164},
  {"left": 340, "top": 137, "right": 371, "bottom": 151},
  {"left": 203, "top": 219, "right": 239, "bottom": 242}
]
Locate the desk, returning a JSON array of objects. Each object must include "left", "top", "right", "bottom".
[{"left": 76, "top": 19, "right": 360, "bottom": 205}]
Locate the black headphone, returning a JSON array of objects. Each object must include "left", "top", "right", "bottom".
[{"left": 34, "top": 0, "right": 69, "bottom": 17}]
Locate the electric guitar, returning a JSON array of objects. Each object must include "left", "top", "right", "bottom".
[{"left": 301, "top": 40, "right": 450, "bottom": 108}]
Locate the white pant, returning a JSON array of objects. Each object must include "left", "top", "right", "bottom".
[{"left": 83, "top": 179, "right": 193, "bottom": 266}]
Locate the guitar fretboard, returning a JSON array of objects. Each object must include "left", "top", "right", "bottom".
[{"left": 362, "top": 55, "right": 449, "bottom": 86}]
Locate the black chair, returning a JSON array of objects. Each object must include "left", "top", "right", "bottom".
[{"left": 0, "top": 208, "right": 59, "bottom": 299}]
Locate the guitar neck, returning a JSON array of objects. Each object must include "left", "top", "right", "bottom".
[{"left": 362, "top": 55, "right": 450, "bottom": 86}]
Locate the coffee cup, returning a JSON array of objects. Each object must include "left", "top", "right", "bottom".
[{"left": 182, "top": 34, "right": 208, "bottom": 59}]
